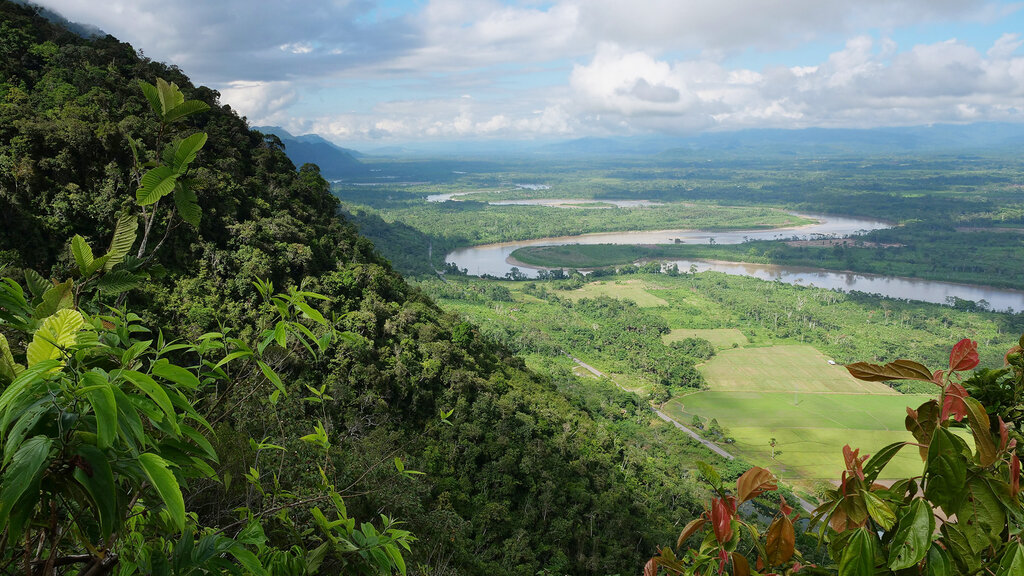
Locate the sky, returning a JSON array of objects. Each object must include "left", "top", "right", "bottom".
[{"left": 34, "top": 0, "right": 1024, "bottom": 145}]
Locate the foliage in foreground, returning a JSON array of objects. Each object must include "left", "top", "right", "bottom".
[{"left": 648, "top": 336, "right": 1024, "bottom": 575}]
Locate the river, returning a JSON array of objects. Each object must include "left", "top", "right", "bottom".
[{"left": 443, "top": 213, "right": 1024, "bottom": 312}]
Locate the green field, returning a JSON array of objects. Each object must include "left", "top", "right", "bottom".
[
  {"left": 700, "top": 345, "right": 897, "bottom": 394},
  {"left": 665, "top": 391, "right": 934, "bottom": 479},
  {"left": 664, "top": 343, "right": 935, "bottom": 480},
  {"left": 561, "top": 280, "right": 668, "bottom": 307},
  {"left": 663, "top": 328, "right": 749, "bottom": 348}
]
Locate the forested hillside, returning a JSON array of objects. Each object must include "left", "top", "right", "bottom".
[{"left": 0, "top": 2, "right": 721, "bottom": 574}]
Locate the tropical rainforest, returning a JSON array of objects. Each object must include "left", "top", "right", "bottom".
[
  {"left": 0, "top": 2, "right": 730, "bottom": 574},
  {"left": 3, "top": 2, "right": 1024, "bottom": 576}
]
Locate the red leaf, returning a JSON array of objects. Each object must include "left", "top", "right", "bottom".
[
  {"left": 949, "top": 338, "right": 979, "bottom": 372},
  {"left": 711, "top": 498, "right": 733, "bottom": 544},
  {"left": 846, "top": 359, "right": 934, "bottom": 382},
  {"left": 941, "top": 382, "right": 970, "bottom": 422},
  {"left": 1012, "top": 453, "right": 1021, "bottom": 500},
  {"left": 736, "top": 467, "right": 778, "bottom": 503},
  {"left": 843, "top": 445, "right": 867, "bottom": 480},
  {"left": 718, "top": 549, "right": 729, "bottom": 575},
  {"left": 999, "top": 417, "right": 1009, "bottom": 451},
  {"left": 644, "top": 557, "right": 659, "bottom": 576},
  {"left": 779, "top": 495, "right": 793, "bottom": 517},
  {"left": 732, "top": 552, "right": 751, "bottom": 576},
  {"left": 932, "top": 370, "right": 945, "bottom": 386}
]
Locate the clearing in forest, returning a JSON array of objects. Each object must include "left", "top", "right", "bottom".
[
  {"left": 662, "top": 328, "right": 749, "bottom": 349},
  {"left": 699, "top": 344, "right": 897, "bottom": 394},
  {"left": 561, "top": 280, "right": 668, "bottom": 307},
  {"left": 663, "top": 343, "right": 933, "bottom": 480}
]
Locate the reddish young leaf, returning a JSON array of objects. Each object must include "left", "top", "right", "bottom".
[
  {"left": 711, "top": 497, "right": 733, "bottom": 544},
  {"left": 717, "top": 549, "right": 729, "bottom": 575},
  {"left": 941, "top": 382, "right": 969, "bottom": 423},
  {"left": 1000, "top": 416, "right": 1010, "bottom": 451},
  {"left": 736, "top": 467, "right": 778, "bottom": 503},
  {"left": 765, "top": 514, "right": 796, "bottom": 566},
  {"left": 948, "top": 338, "right": 979, "bottom": 372},
  {"left": 846, "top": 359, "right": 934, "bottom": 382},
  {"left": 1012, "top": 453, "right": 1021, "bottom": 500},
  {"left": 677, "top": 518, "right": 707, "bottom": 549},
  {"left": 732, "top": 552, "right": 751, "bottom": 576},
  {"left": 779, "top": 495, "right": 793, "bottom": 517},
  {"left": 644, "top": 557, "right": 659, "bottom": 576},
  {"left": 843, "top": 445, "right": 867, "bottom": 481},
  {"left": 931, "top": 370, "right": 945, "bottom": 386}
]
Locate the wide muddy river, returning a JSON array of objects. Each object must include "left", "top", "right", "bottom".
[{"left": 443, "top": 213, "right": 1024, "bottom": 312}]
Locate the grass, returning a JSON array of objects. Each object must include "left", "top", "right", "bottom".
[
  {"left": 561, "top": 280, "right": 668, "bottom": 307},
  {"left": 699, "top": 345, "right": 897, "bottom": 394},
  {"left": 663, "top": 328, "right": 749, "bottom": 349},
  {"left": 664, "top": 391, "right": 934, "bottom": 479},
  {"left": 661, "top": 342, "right": 932, "bottom": 480}
]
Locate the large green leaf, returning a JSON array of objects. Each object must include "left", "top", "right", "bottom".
[
  {"left": 162, "top": 100, "right": 210, "bottom": 124},
  {"left": 71, "top": 234, "right": 94, "bottom": 276},
  {"left": 171, "top": 132, "right": 207, "bottom": 172},
  {"left": 82, "top": 371, "right": 117, "bottom": 449},
  {"left": 73, "top": 444, "right": 118, "bottom": 540},
  {"left": 998, "top": 541, "right": 1024, "bottom": 576},
  {"left": 0, "top": 333, "right": 19, "bottom": 381},
  {"left": 862, "top": 489, "right": 896, "bottom": 531},
  {"left": 2, "top": 400, "right": 48, "bottom": 467},
  {"left": 26, "top": 308, "right": 85, "bottom": 368},
  {"left": 961, "top": 478, "right": 1006, "bottom": 546},
  {"left": 23, "top": 269, "right": 49, "bottom": 298},
  {"left": 888, "top": 498, "right": 934, "bottom": 570},
  {"left": 964, "top": 396, "right": 997, "bottom": 466},
  {"left": 156, "top": 78, "right": 185, "bottom": 117},
  {"left": 0, "top": 436, "right": 52, "bottom": 529},
  {"left": 139, "top": 452, "right": 185, "bottom": 532},
  {"left": 173, "top": 181, "right": 201, "bottom": 227},
  {"left": 97, "top": 270, "right": 142, "bottom": 295},
  {"left": 0, "top": 360, "right": 59, "bottom": 425},
  {"left": 839, "top": 528, "right": 877, "bottom": 576},
  {"left": 863, "top": 441, "right": 907, "bottom": 482},
  {"left": 924, "top": 427, "right": 967, "bottom": 514},
  {"left": 33, "top": 279, "right": 73, "bottom": 319},
  {"left": 118, "top": 370, "right": 178, "bottom": 434},
  {"left": 926, "top": 543, "right": 953, "bottom": 576},
  {"left": 136, "top": 165, "right": 179, "bottom": 205},
  {"left": 942, "top": 522, "right": 985, "bottom": 574},
  {"left": 151, "top": 359, "right": 200, "bottom": 391},
  {"left": 104, "top": 212, "right": 138, "bottom": 271},
  {"left": 139, "top": 80, "right": 163, "bottom": 117}
]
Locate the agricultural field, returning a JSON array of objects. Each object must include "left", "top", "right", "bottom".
[
  {"left": 664, "top": 343, "right": 935, "bottom": 480},
  {"left": 558, "top": 279, "right": 669, "bottom": 307},
  {"left": 699, "top": 345, "right": 894, "bottom": 394}
]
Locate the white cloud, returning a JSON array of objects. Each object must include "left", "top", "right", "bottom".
[{"left": 218, "top": 81, "right": 298, "bottom": 122}]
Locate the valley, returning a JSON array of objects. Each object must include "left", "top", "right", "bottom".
[{"left": 335, "top": 158, "right": 1024, "bottom": 495}]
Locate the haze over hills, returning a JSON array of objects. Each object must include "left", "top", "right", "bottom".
[{"left": 253, "top": 125, "right": 367, "bottom": 178}]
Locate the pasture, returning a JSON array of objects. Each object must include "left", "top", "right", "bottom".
[
  {"left": 663, "top": 343, "right": 937, "bottom": 480},
  {"left": 698, "top": 344, "right": 898, "bottom": 394},
  {"left": 561, "top": 280, "right": 669, "bottom": 307}
]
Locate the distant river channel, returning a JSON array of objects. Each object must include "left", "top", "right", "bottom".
[{"left": 443, "top": 213, "right": 1024, "bottom": 312}]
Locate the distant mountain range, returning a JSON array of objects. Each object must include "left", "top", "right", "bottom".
[
  {"left": 256, "top": 122, "right": 1024, "bottom": 167},
  {"left": 254, "top": 126, "right": 366, "bottom": 179}
]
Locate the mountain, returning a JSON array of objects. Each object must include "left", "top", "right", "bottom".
[
  {"left": 254, "top": 125, "right": 366, "bottom": 179},
  {"left": 0, "top": 2, "right": 713, "bottom": 573}
]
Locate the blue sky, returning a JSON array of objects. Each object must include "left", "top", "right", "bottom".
[{"left": 37, "top": 0, "right": 1024, "bottom": 145}]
